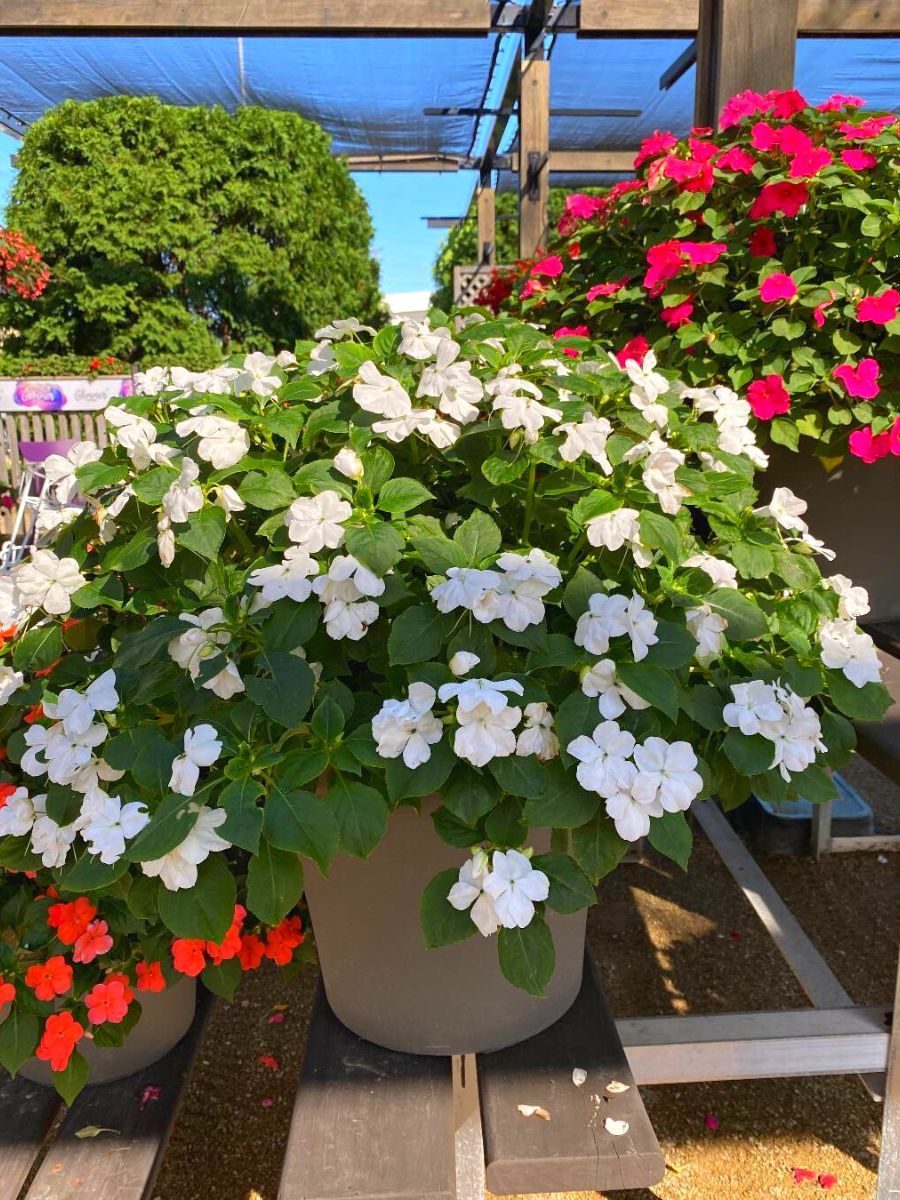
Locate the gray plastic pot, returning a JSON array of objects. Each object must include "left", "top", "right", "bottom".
[
  {"left": 1, "top": 976, "right": 196, "bottom": 1087},
  {"left": 304, "top": 797, "right": 587, "bottom": 1055}
]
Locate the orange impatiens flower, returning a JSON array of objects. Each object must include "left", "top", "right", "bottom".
[
  {"left": 0, "top": 975, "right": 15, "bottom": 1005},
  {"left": 36, "top": 1011, "right": 84, "bottom": 1072},
  {"left": 25, "top": 955, "right": 73, "bottom": 1002},
  {"left": 206, "top": 904, "right": 247, "bottom": 966},
  {"left": 239, "top": 933, "right": 265, "bottom": 972},
  {"left": 172, "top": 938, "right": 206, "bottom": 977},
  {"left": 0, "top": 623, "right": 17, "bottom": 647},
  {"left": 47, "top": 896, "right": 96, "bottom": 945},
  {"left": 23, "top": 703, "right": 43, "bottom": 725},
  {"left": 135, "top": 960, "right": 166, "bottom": 993},
  {"left": 72, "top": 919, "right": 113, "bottom": 965},
  {"left": 265, "top": 916, "right": 304, "bottom": 966},
  {"left": 85, "top": 979, "right": 131, "bottom": 1025},
  {"left": 105, "top": 972, "right": 135, "bottom": 1004}
]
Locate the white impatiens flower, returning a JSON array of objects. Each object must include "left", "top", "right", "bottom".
[
  {"left": 213, "top": 484, "right": 246, "bottom": 520},
  {"left": 169, "top": 725, "right": 223, "bottom": 797},
  {"left": 490, "top": 379, "right": 563, "bottom": 444},
  {"left": 642, "top": 442, "right": 688, "bottom": 514},
  {"left": 686, "top": 604, "right": 728, "bottom": 665},
  {"left": 78, "top": 795, "right": 150, "bottom": 864},
  {"left": 631, "top": 738, "right": 703, "bottom": 812},
  {"left": 491, "top": 549, "right": 562, "bottom": 632},
  {"left": 516, "top": 702, "right": 559, "bottom": 761},
  {"left": 333, "top": 447, "right": 364, "bottom": 481},
  {"left": 452, "top": 696, "right": 522, "bottom": 768},
  {"left": 825, "top": 574, "right": 870, "bottom": 621},
  {"left": 417, "top": 338, "right": 484, "bottom": 424},
  {"left": 398, "top": 318, "right": 451, "bottom": 361},
  {"left": 431, "top": 567, "right": 503, "bottom": 623},
  {"left": 723, "top": 680, "right": 784, "bottom": 735},
  {"left": 352, "top": 360, "right": 412, "bottom": 417},
  {"left": 168, "top": 607, "right": 244, "bottom": 698},
  {"left": 141, "top": 805, "right": 231, "bottom": 891},
  {"left": 241, "top": 351, "right": 282, "bottom": 397},
  {"left": 760, "top": 684, "right": 827, "bottom": 781},
  {"left": 793, "top": 531, "right": 836, "bottom": 561},
  {"left": 605, "top": 788, "right": 660, "bottom": 842},
  {"left": 157, "top": 514, "right": 175, "bottom": 567},
  {"left": 620, "top": 348, "right": 669, "bottom": 403},
  {"left": 315, "top": 317, "right": 375, "bottom": 340},
  {"left": 483, "top": 849, "right": 550, "bottom": 929},
  {"left": 287, "top": 490, "right": 352, "bottom": 553},
  {"left": 447, "top": 849, "right": 499, "bottom": 938},
  {"left": 554, "top": 412, "right": 613, "bottom": 472},
  {"left": 372, "top": 683, "right": 444, "bottom": 768},
  {"left": 585, "top": 508, "right": 651, "bottom": 567},
  {"left": 104, "top": 406, "right": 159, "bottom": 464},
  {"left": 574, "top": 592, "right": 629, "bottom": 656},
  {"left": 248, "top": 547, "right": 319, "bottom": 605},
  {"left": 438, "top": 676, "right": 524, "bottom": 715},
  {"left": 449, "top": 651, "right": 480, "bottom": 677},
  {"left": 161, "top": 457, "right": 204, "bottom": 525},
  {"left": 0, "top": 664, "right": 24, "bottom": 704},
  {"left": 42, "top": 441, "right": 102, "bottom": 505},
  {"left": 205, "top": 660, "right": 245, "bottom": 700},
  {"left": 43, "top": 669, "right": 119, "bottom": 737},
  {"left": 15, "top": 550, "right": 86, "bottom": 616},
  {"left": 568, "top": 721, "right": 637, "bottom": 797},
  {"left": 683, "top": 552, "right": 738, "bottom": 589},
  {"left": 624, "top": 593, "right": 659, "bottom": 662},
  {"left": 134, "top": 366, "right": 169, "bottom": 395},
  {"left": 819, "top": 618, "right": 882, "bottom": 688},
  {"left": 30, "top": 795, "right": 77, "bottom": 869},
  {"left": 312, "top": 554, "right": 383, "bottom": 641},
  {"left": 581, "top": 660, "right": 650, "bottom": 720},
  {"left": 22, "top": 720, "right": 108, "bottom": 786},
  {"left": 756, "top": 486, "right": 808, "bottom": 532},
  {"left": 308, "top": 340, "right": 337, "bottom": 376},
  {"left": 0, "top": 787, "right": 35, "bottom": 837},
  {"left": 175, "top": 414, "right": 250, "bottom": 470}
]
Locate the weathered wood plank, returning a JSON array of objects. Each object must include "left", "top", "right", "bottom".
[
  {"left": 2, "top": 0, "right": 490, "bottom": 34},
  {"left": 578, "top": 0, "right": 900, "bottom": 32},
  {"left": 279, "top": 985, "right": 455, "bottom": 1200},
  {"left": 876, "top": 945, "right": 900, "bottom": 1198},
  {"left": 24, "top": 993, "right": 212, "bottom": 1200},
  {"left": 0, "top": 1076, "right": 61, "bottom": 1200},
  {"left": 518, "top": 57, "right": 550, "bottom": 259},
  {"left": 476, "top": 186, "right": 496, "bottom": 266},
  {"left": 477, "top": 956, "right": 665, "bottom": 1194},
  {"left": 695, "top": 0, "right": 798, "bottom": 127}
]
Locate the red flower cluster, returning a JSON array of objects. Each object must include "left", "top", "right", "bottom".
[
  {"left": 0, "top": 227, "right": 50, "bottom": 300},
  {"left": 171, "top": 908, "right": 305, "bottom": 978}
]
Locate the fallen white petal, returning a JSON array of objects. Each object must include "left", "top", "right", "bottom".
[
  {"left": 572, "top": 1068, "right": 587, "bottom": 1087},
  {"left": 606, "top": 1080, "right": 631, "bottom": 1094},
  {"left": 517, "top": 1104, "right": 551, "bottom": 1121},
  {"left": 604, "top": 1118, "right": 630, "bottom": 1136}
]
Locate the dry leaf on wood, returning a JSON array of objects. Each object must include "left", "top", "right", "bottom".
[
  {"left": 75, "top": 1126, "right": 119, "bottom": 1139},
  {"left": 517, "top": 1104, "right": 551, "bottom": 1120}
]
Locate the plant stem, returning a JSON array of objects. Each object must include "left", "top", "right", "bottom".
[{"left": 521, "top": 459, "right": 537, "bottom": 544}]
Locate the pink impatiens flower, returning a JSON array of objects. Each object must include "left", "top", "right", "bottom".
[
  {"left": 681, "top": 241, "right": 727, "bottom": 266},
  {"left": 530, "top": 254, "right": 564, "bottom": 279},
  {"left": 750, "top": 121, "right": 781, "bottom": 152},
  {"left": 848, "top": 425, "right": 892, "bottom": 463},
  {"left": 839, "top": 114, "right": 897, "bottom": 140},
  {"left": 760, "top": 273, "right": 797, "bottom": 303},
  {"left": 789, "top": 146, "right": 833, "bottom": 178},
  {"left": 634, "top": 130, "right": 678, "bottom": 169},
  {"left": 586, "top": 279, "right": 627, "bottom": 301},
  {"left": 563, "top": 194, "right": 600, "bottom": 221},
  {"left": 769, "top": 88, "right": 807, "bottom": 118},
  {"left": 748, "top": 375, "right": 791, "bottom": 420},
  {"left": 749, "top": 181, "right": 809, "bottom": 219},
  {"left": 660, "top": 297, "right": 694, "bottom": 328},
  {"left": 715, "top": 145, "right": 757, "bottom": 174},
  {"left": 553, "top": 325, "right": 589, "bottom": 358},
  {"left": 841, "top": 148, "right": 878, "bottom": 170},
  {"left": 833, "top": 358, "right": 881, "bottom": 399},
  {"left": 719, "top": 89, "right": 769, "bottom": 129},
  {"left": 818, "top": 94, "right": 864, "bottom": 112},
  {"left": 644, "top": 240, "right": 686, "bottom": 294},
  {"left": 856, "top": 288, "right": 899, "bottom": 325},
  {"left": 813, "top": 297, "right": 834, "bottom": 328},
  {"left": 615, "top": 335, "right": 649, "bottom": 368},
  {"left": 778, "top": 125, "right": 814, "bottom": 156}
]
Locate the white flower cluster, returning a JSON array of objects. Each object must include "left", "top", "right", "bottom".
[
  {"left": 447, "top": 848, "right": 550, "bottom": 937},
  {"left": 680, "top": 382, "right": 769, "bottom": 469},
  {"left": 819, "top": 618, "right": 882, "bottom": 688},
  {"left": 430, "top": 549, "right": 561, "bottom": 632},
  {"left": 568, "top": 721, "right": 703, "bottom": 841},
  {"left": 135, "top": 352, "right": 295, "bottom": 400},
  {"left": 723, "top": 680, "right": 826, "bottom": 781},
  {"left": 585, "top": 508, "right": 651, "bottom": 567},
  {"left": 754, "top": 487, "right": 835, "bottom": 561},
  {"left": 0, "top": 548, "right": 86, "bottom": 623},
  {"left": 575, "top": 591, "right": 658, "bottom": 661},
  {"left": 167, "top": 608, "right": 245, "bottom": 700}
]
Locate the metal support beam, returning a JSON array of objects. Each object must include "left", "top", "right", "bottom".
[
  {"left": 694, "top": 0, "right": 799, "bottom": 128},
  {"left": 518, "top": 57, "right": 550, "bottom": 258},
  {"left": 476, "top": 186, "right": 497, "bottom": 266}
]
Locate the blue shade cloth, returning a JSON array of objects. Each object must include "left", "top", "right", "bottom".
[
  {"left": 0, "top": 35, "right": 497, "bottom": 155},
  {"left": 795, "top": 37, "right": 900, "bottom": 109}
]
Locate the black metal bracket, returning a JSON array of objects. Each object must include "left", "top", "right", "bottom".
[{"left": 526, "top": 150, "right": 548, "bottom": 200}]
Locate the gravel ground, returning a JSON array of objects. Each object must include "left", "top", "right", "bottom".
[{"left": 154, "top": 755, "right": 899, "bottom": 1200}]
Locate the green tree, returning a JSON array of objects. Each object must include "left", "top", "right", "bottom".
[{"left": 0, "top": 97, "right": 381, "bottom": 365}]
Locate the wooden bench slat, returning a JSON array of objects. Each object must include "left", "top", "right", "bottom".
[
  {"left": 279, "top": 985, "right": 455, "bottom": 1200},
  {"left": 23, "top": 992, "right": 212, "bottom": 1200},
  {"left": 0, "top": 1076, "right": 62, "bottom": 1200},
  {"left": 477, "top": 955, "right": 666, "bottom": 1195}
]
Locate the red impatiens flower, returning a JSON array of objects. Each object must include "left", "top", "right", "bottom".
[
  {"left": 818, "top": 94, "right": 864, "bottom": 112},
  {"left": 789, "top": 146, "right": 833, "bottom": 178},
  {"left": 615, "top": 335, "right": 650, "bottom": 368},
  {"left": 856, "top": 288, "right": 899, "bottom": 325},
  {"left": 36, "top": 1011, "right": 84, "bottom": 1073},
  {"left": 660, "top": 298, "right": 694, "bottom": 328},
  {"left": 833, "top": 357, "right": 881, "bottom": 398},
  {"left": 680, "top": 241, "right": 727, "bottom": 266},
  {"left": 206, "top": 904, "right": 247, "bottom": 965},
  {"left": 0, "top": 975, "right": 15, "bottom": 1005},
  {"left": 715, "top": 145, "right": 757, "bottom": 174},
  {"left": 23, "top": 703, "right": 44, "bottom": 724},
  {"left": 663, "top": 154, "right": 714, "bottom": 193},
  {"left": 748, "top": 227, "right": 776, "bottom": 258},
  {"left": 135, "top": 960, "right": 167, "bottom": 993},
  {"left": 839, "top": 114, "right": 897, "bottom": 141},
  {"left": 759, "top": 273, "right": 797, "bottom": 303},
  {"left": 89, "top": 358, "right": 101, "bottom": 370},
  {"left": 553, "top": 325, "right": 589, "bottom": 358},
  {"left": 749, "top": 181, "right": 809, "bottom": 219},
  {"left": 634, "top": 130, "right": 678, "bottom": 169},
  {"left": 778, "top": 125, "right": 814, "bottom": 157},
  {"left": 172, "top": 938, "right": 207, "bottom": 977},
  {"left": 791, "top": 1166, "right": 818, "bottom": 1183},
  {"left": 72, "top": 919, "right": 113, "bottom": 965},
  {"left": 265, "top": 916, "right": 305, "bottom": 966},
  {"left": 586, "top": 280, "right": 627, "bottom": 301},
  {"left": 748, "top": 375, "right": 791, "bottom": 420},
  {"left": 848, "top": 425, "right": 892, "bottom": 463},
  {"left": 47, "top": 896, "right": 96, "bottom": 945},
  {"left": 750, "top": 121, "right": 781, "bottom": 152},
  {"left": 643, "top": 240, "right": 687, "bottom": 294},
  {"left": 85, "top": 978, "right": 131, "bottom": 1025},
  {"left": 530, "top": 254, "right": 564, "bottom": 279},
  {"left": 25, "top": 955, "right": 73, "bottom": 1002},
  {"left": 239, "top": 933, "right": 266, "bottom": 971},
  {"left": 769, "top": 88, "right": 807, "bottom": 119},
  {"left": 0, "top": 782, "right": 18, "bottom": 810},
  {"left": 841, "top": 148, "right": 878, "bottom": 170}
]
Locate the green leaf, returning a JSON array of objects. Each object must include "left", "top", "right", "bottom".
[
  {"left": 326, "top": 777, "right": 388, "bottom": 859},
  {"left": 240, "top": 468, "right": 296, "bottom": 510},
  {"left": 453, "top": 509, "right": 502, "bottom": 564},
  {"left": 261, "top": 406, "right": 308, "bottom": 448},
  {"left": 497, "top": 918, "right": 555, "bottom": 997},
  {"left": 791, "top": 763, "right": 838, "bottom": 803},
  {"left": 113, "top": 616, "right": 188, "bottom": 669},
  {"left": 819, "top": 708, "right": 857, "bottom": 768},
  {"left": 360, "top": 446, "right": 395, "bottom": 492},
  {"left": 246, "top": 839, "right": 305, "bottom": 926},
  {"left": 385, "top": 738, "right": 455, "bottom": 803},
  {"left": 258, "top": 598, "right": 319, "bottom": 652},
  {"left": 0, "top": 1007, "right": 39, "bottom": 1075},
  {"left": 706, "top": 589, "right": 768, "bottom": 640},
  {"left": 311, "top": 697, "right": 345, "bottom": 743},
  {"left": 201, "top": 958, "right": 242, "bottom": 1002},
  {"left": 532, "top": 852, "right": 595, "bottom": 914},
  {"left": 276, "top": 748, "right": 330, "bottom": 789},
  {"left": 638, "top": 510, "right": 682, "bottom": 563},
  {"left": 571, "top": 813, "right": 628, "bottom": 883},
  {"left": 345, "top": 520, "right": 405, "bottom": 576},
  {"left": 420, "top": 867, "right": 477, "bottom": 948},
  {"left": 387, "top": 605, "right": 453, "bottom": 666},
  {"left": 563, "top": 567, "right": 605, "bottom": 619},
  {"left": 264, "top": 785, "right": 339, "bottom": 874},
  {"left": 174, "top": 505, "right": 226, "bottom": 562},
  {"left": 571, "top": 490, "right": 620, "bottom": 525},
  {"left": 724, "top": 729, "right": 775, "bottom": 777},
  {"left": 245, "top": 651, "right": 315, "bottom": 728},
  {"left": 523, "top": 761, "right": 599, "bottom": 829},
  {"left": 75, "top": 460, "right": 128, "bottom": 494},
  {"left": 59, "top": 851, "right": 130, "bottom": 893},
  {"left": 769, "top": 418, "right": 800, "bottom": 451},
  {"left": 825, "top": 670, "right": 893, "bottom": 721},
  {"left": 441, "top": 766, "right": 498, "bottom": 825},
  {"left": 157, "top": 855, "right": 236, "bottom": 942},
  {"left": 647, "top": 811, "right": 692, "bottom": 870},
  {"left": 482, "top": 453, "right": 529, "bottom": 485},
  {"left": 525, "top": 633, "right": 582, "bottom": 672},
  {"left": 12, "top": 624, "right": 62, "bottom": 673},
  {"left": 645, "top": 620, "right": 697, "bottom": 669},
  {"left": 432, "top": 805, "right": 481, "bottom": 848},
  {"left": 411, "top": 532, "right": 468, "bottom": 573},
  {"left": 52, "top": 1050, "right": 90, "bottom": 1106},
  {"left": 377, "top": 477, "right": 433, "bottom": 514},
  {"left": 484, "top": 795, "right": 527, "bottom": 845},
  {"left": 125, "top": 794, "right": 199, "bottom": 862},
  {"left": 103, "top": 529, "right": 155, "bottom": 572},
  {"left": 617, "top": 662, "right": 679, "bottom": 723},
  {"left": 219, "top": 778, "right": 264, "bottom": 854},
  {"left": 732, "top": 541, "right": 775, "bottom": 580},
  {"left": 488, "top": 755, "right": 546, "bottom": 801}
]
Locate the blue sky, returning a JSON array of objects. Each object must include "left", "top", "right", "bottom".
[{"left": 0, "top": 129, "right": 474, "bottom": 296}]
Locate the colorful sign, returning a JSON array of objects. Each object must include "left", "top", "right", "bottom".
[{"left": 0, "top": 376, "right": 133, "bottom": 413}]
